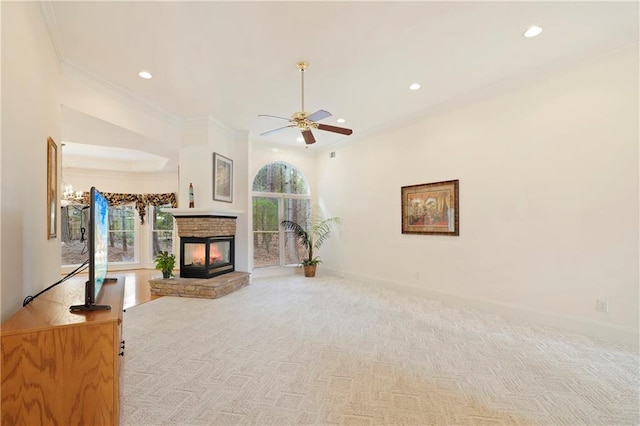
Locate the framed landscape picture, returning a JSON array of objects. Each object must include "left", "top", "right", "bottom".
[
  {"left": 401, "top": 179, "right": 459, "bottom": 235},
  {"left": 213, "top": 153, "right": 233, "bottom": 203}
]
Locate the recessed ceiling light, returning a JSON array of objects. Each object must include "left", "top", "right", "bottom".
[
  {"left": 409, "top": 83, "right": 421, "bottom": 91},
  {"left": 296, "top": 136, "right": 304, "bottom": 143},
  {"left": 271, "top": 148, "right": 279, "bottom": 153},
  {"left": 337, "top": 118, "right": 345, "bottom": 123},
  {"left": 138, "top": 71, "right": 152, "bottom": 79},
  {"left": 524, "top": 25, "right": 542, "bottom": 38}
]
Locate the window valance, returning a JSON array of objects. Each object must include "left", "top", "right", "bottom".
[{"left": 76, "top": 192, "right": 177, "bottom": 224}]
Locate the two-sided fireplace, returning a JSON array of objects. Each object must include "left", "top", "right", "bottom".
[{"left": 180, "top": 236, "right": 235, "bottom": 278}]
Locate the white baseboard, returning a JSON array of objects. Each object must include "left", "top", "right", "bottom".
[
  {"left": 324, "top": 268, "right": 639, "bottom": 351},
  {"left": 251, "top": 266, "right": 301, "bottom": 279}
]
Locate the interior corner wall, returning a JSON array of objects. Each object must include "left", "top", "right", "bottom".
[
  {"left": 178, "top": 118, "right": 236, "bottom": 209},
  {"left": 1, "top": 2, "right": 62, "bottom": 321},
  {"left": 317, "top": 45, "right": 639, "bottom": 347},
  {"left": 177, "top": 120, "right": 251, "bottom": 272}
]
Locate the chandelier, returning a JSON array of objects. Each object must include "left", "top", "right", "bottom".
[{"left": 61, "top": 184, "right": 84, "bottom": 206}]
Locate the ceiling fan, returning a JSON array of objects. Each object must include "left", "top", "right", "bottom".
[{"left": 259, "top": 61, "right": 353, "bottom": 145}]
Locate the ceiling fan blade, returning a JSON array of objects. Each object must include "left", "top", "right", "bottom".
[
  {"left": 306, "top": 109, "right": 332, "bottom": 122},
  {"left": 302, "top": 129, "right": 316, "bottom": 145},
  {"left": 260, "top": 125, "right": 295, "bottom": 136},
  {"left": 316, "top": 123, "right": 353, "bottom": 135},
  {"left": 258, "top": 114, "right": 291, "bottom": 121}
]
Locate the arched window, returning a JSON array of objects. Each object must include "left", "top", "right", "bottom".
[{"left": 252, "top": 162, "right": 311, "bottom": 268}]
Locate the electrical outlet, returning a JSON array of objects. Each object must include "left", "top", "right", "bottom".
[{"left": 596, "top": 299, "right": 609, "bottom": 313}]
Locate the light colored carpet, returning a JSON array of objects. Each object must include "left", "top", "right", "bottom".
[{"left": 122, "top": 275, "right": 639, "bottom": 425}]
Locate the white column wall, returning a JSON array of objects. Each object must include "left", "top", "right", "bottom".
[{"left": 317, "top": 45, "right": 639, "bottom": 347}]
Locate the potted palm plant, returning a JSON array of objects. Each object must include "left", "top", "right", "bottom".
[
  {"left": 281, "top": 213, "right": 340, "bottom": 277},
  {"left": 154, "top": 250, "right": 176, "bottom": 279}
]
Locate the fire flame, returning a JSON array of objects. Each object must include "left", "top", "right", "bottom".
[{"left": 191, "top": 243, "right": 223, "bottom": 266}]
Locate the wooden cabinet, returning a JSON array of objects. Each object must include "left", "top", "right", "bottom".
[{"left": 1, "top": 277, "right": 125, "bottom": 425}]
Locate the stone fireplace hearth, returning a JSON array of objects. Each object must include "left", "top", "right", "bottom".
[{"left": 149, "top": 271, "right": 249, "bottom": 299}]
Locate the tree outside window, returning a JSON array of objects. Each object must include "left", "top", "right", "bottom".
[
  {"left": 151, "top": 205, "right": 174, "bottom": 258},
  {"left": 107, "top": 205, "right": 136, "bottom": 263},
  {"left": 252, "top": 162, "right": 310, "bottom": 268},
  {"left": 61, "top": 205, "right": 90, "bottom": 266},
  {"left": 61, "top": 204, "right": 137, "bottom": 265}
]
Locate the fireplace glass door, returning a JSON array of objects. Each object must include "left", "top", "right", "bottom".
[{"left": 180, "top": 236, "right": 234, "bottom": 278}]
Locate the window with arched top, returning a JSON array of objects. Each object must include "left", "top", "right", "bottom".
[{"left": 252, "top": 162, "right": 311, "bottom": 268}]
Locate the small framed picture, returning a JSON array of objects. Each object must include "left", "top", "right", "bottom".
[
  {"left": 213, "top": 153, "right": 233, "bottom": 203},
  {"left": 401, "top": 179, "right": 459, "bottom": 235}
]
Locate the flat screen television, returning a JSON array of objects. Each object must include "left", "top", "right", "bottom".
[{"left": 70, "top": 187, "right": 112, "bottom": 312}]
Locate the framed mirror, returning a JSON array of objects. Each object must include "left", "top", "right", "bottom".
[{"left": 47, "top": 137, "right": 57, "bottom": 239}]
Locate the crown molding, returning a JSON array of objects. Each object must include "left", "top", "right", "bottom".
[
  {"left": 207, "top": 115, "right": 236, "bottom": 135},
  {"left": 40, "top": 1, "right": 65, "bottom": 63},
  {"left": 39, "top": 1, "right": 244, "bottom": 139},
  {"left": 41, "top": 0, "right": 182, "bottom": 125},
  {"left": 183, "top": 115, "right": 236, "bottom": 135},
  {"left": 61, "top": 60, "right": 182, "bottom": 126},
  {"left": 319, "top": 39, "right": 640, "bottom": 155}
]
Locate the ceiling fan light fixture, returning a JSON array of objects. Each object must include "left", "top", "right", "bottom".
[
  {"left": 524, "top": 25, "right": 543, "bottom": 38},
  {"left": 138, "top": 71, "right": 152, "bottom": 79},
  {"left": 409, "top": 83, "right": 421, "bottom": 91}
]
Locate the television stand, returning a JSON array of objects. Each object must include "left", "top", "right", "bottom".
[
  {"left": 69, "top": 303, "right": 111, "bottom": 312},
  {"left": 68, "top": 279, "right": 116, "bottom": 311},
  {"left": 1, "top": 277, "right": 125, "bottom": 424}
]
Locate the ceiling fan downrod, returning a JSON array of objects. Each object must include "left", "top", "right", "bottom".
[{"left": 297, "top": 61, "right": 308, "bottom": 114}]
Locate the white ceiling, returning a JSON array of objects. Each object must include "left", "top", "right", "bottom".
[{"left": 49, "top": 1, "right": 639, "bottom": 170}]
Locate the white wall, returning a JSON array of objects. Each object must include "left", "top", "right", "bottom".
[
  {"left": 178, "top": 118, "right": 239, "bottom": 208},
  {"left": 317, "top": 45, "right": 639, "bottom": 347},
  {"left": 1, "top": 2, "right": 3, "bottom": 309},
  {"left": 178, "top": 118, "right": 251, "bottom": 272},
  {"left": 1, "top": 2, "right": 62, "bottom": 321},
  {"left": 63, "top": 168, "right": 178, "bottom": 195}
]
